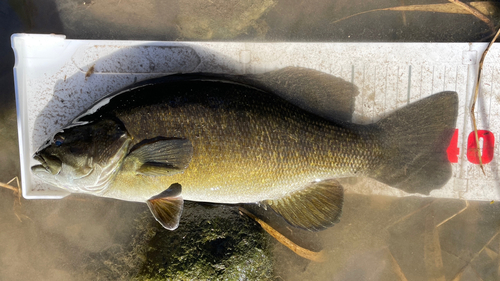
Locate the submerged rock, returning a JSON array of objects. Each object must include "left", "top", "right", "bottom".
[
  {"left": 84, "top": 201, "right": 274, "bottom": 280},
  {"left": 138, "top": 202, "right": 273, "bottom": 280}
]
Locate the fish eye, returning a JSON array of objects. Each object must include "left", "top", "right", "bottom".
[{"left": 54, "top": 135, "right": 65, "bottom": 147}]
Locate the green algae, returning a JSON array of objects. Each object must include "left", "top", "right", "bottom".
[{"left": 137, "top": 202, "right": 274, "bottom": 280}]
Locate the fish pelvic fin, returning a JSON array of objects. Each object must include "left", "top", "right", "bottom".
[
  {"left": 264, "top": 179, "right": 344, "bottom": 231},
  {"left": 147, "top": 183, "right": 184, "bottom": 230},
  {"left": 371, "top": 91, "right": 458, "bottom": 195}
]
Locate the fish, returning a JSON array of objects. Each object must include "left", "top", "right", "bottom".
[{"left": 31, "top": 67, "right": 458, "bottom": 231}]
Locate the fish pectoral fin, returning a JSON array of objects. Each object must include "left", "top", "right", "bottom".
[
  {"left": 264, "top": 179, "right": 344, "bottom": 231},
  {"left": 147, "top": 183, "right": 184, "bottom": 230},
  {"left": 137, "top": 163, "right": 182, "bottom": 176},
  {"left": 126, "top": 137, "right": 193, "bottom": 176}
]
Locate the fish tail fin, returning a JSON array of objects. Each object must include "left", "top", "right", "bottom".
[{"left": 370, "top": 91, "right": 458, "bottom": 194}]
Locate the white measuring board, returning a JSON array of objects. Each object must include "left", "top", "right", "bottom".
[{"left": 11, "top": 34, "right": 499, "bottom": 201}]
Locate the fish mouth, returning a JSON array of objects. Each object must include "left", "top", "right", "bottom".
[{"left": 32, "top": 153, "right": 62, "bottom": 175}]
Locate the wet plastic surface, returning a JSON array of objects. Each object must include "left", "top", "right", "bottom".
[{"left": 11, "top": 35, "right": 500, "bottom": 202}]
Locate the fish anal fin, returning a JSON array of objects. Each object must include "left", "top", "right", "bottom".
[
  {"left": 147, "top": 183, "right": 184, "bottom": 230},
  {"left": 264, "top": 179, "right": 344, "bottom": 231}
]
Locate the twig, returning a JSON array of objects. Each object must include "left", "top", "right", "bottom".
[
  {"left": 1, "top": 177, "right": 28, "bottom": 222},
  {"left": 450, "top": 229, "right": 500, "bottom": 280},
  {"left": 400, "top": 0, "right": 407, "bottom": 26},
  {"left": 436, "top": 200, "right": 469, "bottom": 228},
  {"left": 239, "top": 207, "right": 326, "bottom": 262},
  {"left": 451, "top": 271, "right": 464, "bottom": 281},
  {"left": 470, "top": 27, "right": 500, "bottom": 176},
  {"left": 387, "top": 248, "right": 409, "bottom": 281},
  {"left": 424, "top": 211, "right": 446, "bottom": 281},
  {"left": 385, "top": 201, "right": 434, "bottom": 230},
  {"left": 331, "top": 2, "right": 494, "bottom": 27},
  {"left": 85, "top": 64, "right": 95, "bottom": 80},
  {"left": 1, "top": 177, "right": 21, "bottom": 202},
  {"left": 0, "top": 181, "right": 18, "bottom": 192},
  {"left": 447, "top": 0, "right": 494, "bottom": 31}
]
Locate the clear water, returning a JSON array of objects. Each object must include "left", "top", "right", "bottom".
[{"left": 1, "top": 0, "right": 499, "bottom": 280}]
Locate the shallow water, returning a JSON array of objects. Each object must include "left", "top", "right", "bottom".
[{"left": 1, "top": 0, "right": 500, "bottom": 280}]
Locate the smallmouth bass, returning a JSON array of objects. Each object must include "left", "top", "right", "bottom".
[{"left": 32, "top": 67, "right": 458, "bottom": 231}]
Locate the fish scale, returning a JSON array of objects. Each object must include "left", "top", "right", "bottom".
[{"left": 104, "top": 80, "right": 382, "bottom": 203}]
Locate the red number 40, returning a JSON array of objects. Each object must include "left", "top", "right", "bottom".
[{"left": 446, "top": 129, "right": 495, "bottom": 164}]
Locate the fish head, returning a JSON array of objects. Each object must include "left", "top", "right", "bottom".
[{"left": 31, "top": 117, "right": 132, "bottom": 194}]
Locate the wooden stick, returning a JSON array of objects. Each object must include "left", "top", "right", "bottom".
[
  {"left": 239, "top": 207, "right": 326, "bottom": 262},
  {"left": 436, "top": 200, "right": 469, "bottom": 228},
  {"left": 400, "top": 0, "right": 407, "bottom": 26},
  {"left": 0, "top": 181, "right": 18, "bottom": 192},
  {"left": 470, "top": 27, "right": 500, "bottom": 175},
  {"left": 448, "top": 0, "right": 494, "bottom": 31},
  {"left": 387, "top": 248, "right": 409, "bottom": 281},
  {"left": 450, "top": 229, "right": 500, "bottom": 280},
  {"left": 331, "top": 2, "right": 494, "bottom": 27}
]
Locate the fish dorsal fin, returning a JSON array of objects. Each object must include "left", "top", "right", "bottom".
[
  {"left": 126, "top": 137, "right": 193, "bottom": 176},
  {"left": 264, "top": 179, "right": 344, "bottom": 231},
  {"left": 147, "top": 183, "right": 184, "bottom": 230}
]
